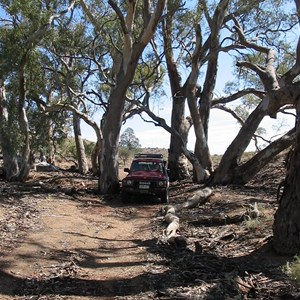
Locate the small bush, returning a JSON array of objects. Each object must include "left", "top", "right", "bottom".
[
  {"left": 242, "top": 219, "right": 260, "bottom": 232},
  {"left": 285, "top": 256, "right": 300, "bottom": 283}
]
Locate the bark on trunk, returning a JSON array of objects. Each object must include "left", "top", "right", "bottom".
[
  {"left": 233, "top": 129, "right": 295, "bottom": 184},
  {"left": 212, "top": 98, "right": 268, "bottom": 185},
  {"left": 163, "top": 9, "right": 190, "bottom": 182},
  {"left": 168, "top": 111, "right": 191, "bottom": 181},
  {"left": 73, "top": 113, "right": 89, "bottom": 174},
  {"left": 186, "top": 23, "right": 212, "bottom": 174},
  {"left": 99, "top": 86, "right": 126, "bottom": 194},
  {"left": 168, "top": 148, "right": 191, "bottom": 182},
  {"left": 200, "top": 50, "right": 218, "bottom": 137},
  {"left": 91, "top": 140, "right": 101, "bottom": 176},
  {"left": 272, "top": 102, "right": 300, "bottom": 255},
  {"left": 0, "top": 80, "right": 19, "bottom": 180},
  {"left": 47, "top": 123, "right": 56, "bottom": 165},
  {"left": 187, "top": 83, "right": 212, "bottom": 172},
  {"left": 16, "top": 106, "right": 31, "bottom": 181},
  {"left": 167, "top": 91, "right": 191, "bottom": 182},
  {"left": 99, "top": 0, "right": 167, "bottom": 194},
  {"left": 16, "top": 58, "right": 31, "bottom": 182}
]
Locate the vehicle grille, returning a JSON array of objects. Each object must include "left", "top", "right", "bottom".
[{"left": 134, "top": 181, "right": 157, "bottom": 188}]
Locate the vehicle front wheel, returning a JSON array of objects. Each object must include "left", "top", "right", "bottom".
[
  {"left": 160, "top": 191, "right": 169, "bottom": 203},
  {"left": 121, "top": 191, "right": 131, "bottom": 204}
]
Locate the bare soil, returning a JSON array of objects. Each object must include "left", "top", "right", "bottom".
[{"left": 0, "top": 155, "right": 300, "bottom": 299}]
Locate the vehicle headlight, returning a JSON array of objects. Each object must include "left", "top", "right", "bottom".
[
  {"left": 158, "top": 181, "right": 166, "bottom": 187},
  {"left": 124, "top": 180, "right": 133, "bottom": 186}
]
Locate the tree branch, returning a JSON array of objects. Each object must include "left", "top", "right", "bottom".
[
  {"left": 34, "top": 98, "right": 102, "bottom": 142},
  {"left": 214, "top": 104, "right": 244, "bottom": 126},
  {"left": 212, "top": 89, "right": 265, "bottom": 106},
  {"left": 26, "top": 1, "right": 76, "bottom": 50},
  {"left": 232, "top": 15, "right": 269, "bottom": 54},
  {"left": 128, "top": 99, "right": 208, "bottom": 182}
]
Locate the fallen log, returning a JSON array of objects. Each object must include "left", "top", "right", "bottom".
[
  {"left": 162, "top": 187, "right": 213, "bottom": 248},
  {"left": 179, "top": 187, "right": 213, "bottom": 209}
]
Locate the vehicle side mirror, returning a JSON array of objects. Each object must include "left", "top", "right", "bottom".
[{"left": 124, "top": 167, "right": 130, "bottom": 173}]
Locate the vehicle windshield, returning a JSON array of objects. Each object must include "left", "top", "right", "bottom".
[{"left": 131, "top": 161, "right": 163, "bottom": 172}]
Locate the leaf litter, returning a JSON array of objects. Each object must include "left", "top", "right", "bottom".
[{"left": 0, "top": 154, "right": 299, "bottom": 299}]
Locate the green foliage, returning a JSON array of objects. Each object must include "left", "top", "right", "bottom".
[
  {"left": 0, "top": 0, "right": 297, "bottom": 177},
  {"left": 118, "top": 147, "right": 132, "bottom": 166},
  {"left": 119, "top": 128, "right": 141, "bottom": 150},
  {"left": 285, "top": 256, "right": 300, "bottom": 283},
  {"left": 242, "top": 218, "right": 260, "bottom": 232},
  {"left": 83, "top": 139, "right": 96, "bottom": 158},
  {"left": 56, "top": 137, "right": 95, "bottom": 162},
  {"left": 58, "top": 138, "right": 77, "bottom": 161}
]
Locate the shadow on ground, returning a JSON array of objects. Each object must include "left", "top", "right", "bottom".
[{"left": 0, "top": 236, "right": 298, "bottom": 299}]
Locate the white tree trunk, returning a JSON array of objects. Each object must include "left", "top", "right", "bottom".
[
  {"left": 162, "top": 188, "right": 213, "bottom": 247},
  {"left": 0, "top": 80, "right": 19, "bottom": 180},
  {"left": 73, "top": 113, "right": 89, "bottom": 174},
  {"left": 99, "top": 0, "right": 167, "bottom": 193}
]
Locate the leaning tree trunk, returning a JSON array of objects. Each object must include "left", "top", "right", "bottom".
[
  {"left": 187, "top": 81, "right": 212, "bottom": 174},
  {"left": 98, "top": 0, "right": 167, "bottom": 194},
  {"left": 99, "top": 83, "right": 127, "bottom": 194},
  {"left": 212, "top": 98, "right": 268, "bottom": 185},
  {"left": 272, "top": 102, "right": 300, "bottom": 255},
  {"left": 232, "top": 128, "right": 295, "bottom": 184},
  {"left": 212, "top": 18, "right": 284, "bottom": 185},
  {"left": 73, "top": 113, "right": 89, "bottom": 174}
]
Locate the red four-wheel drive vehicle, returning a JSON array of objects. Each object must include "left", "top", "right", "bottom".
[{"left": 121, "top": 153, "right": 169, "bottom": 203}]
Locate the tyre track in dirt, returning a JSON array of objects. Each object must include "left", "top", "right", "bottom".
[{"left": 0, "top": 190, "right": 165, "bottom": 299}]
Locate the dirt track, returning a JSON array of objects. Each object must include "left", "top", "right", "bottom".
[
  {"left": 0, "top": 176, "right": 166, "bottom": 299},
  {"left": 0, "top": 161, "right": 300, "bottom": 299}
]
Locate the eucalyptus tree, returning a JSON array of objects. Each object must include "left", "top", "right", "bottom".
[
  {"left": 162, "top": 0, "right": 193, "bottom": 181},
  {"left": 36, "top": 21, "right": 110, "bottom": 176},
  {"left": 0, "top": 0, "right": 75, "bottom": 181},
  {"left": 119, "top": 127, "right": 141, "bottom": 150},
  {"left": 162, "top": 0, "right": 268, "bottom": 182},
  {"left": 268, "top": 0, "right": 300, "bottom": 255},
  {"left": 161, "top": 0, "right": 232, "bottom": 182},
  {"left": 79, "top": 0, "right": 167, "bottom": 193},
  {"left": 40, "top": 19, "right": 95, "bottom": 174},
  {"left": 160, "top": 0, "right": 296, "bottom": 186},
  {"left": 211, "top": 0, "right": 297, "bottom": 185}
]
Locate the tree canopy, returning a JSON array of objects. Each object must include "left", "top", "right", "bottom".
[
  {"left": 119, "top": 128, "right": 141, "bottom": 150},
  {"left": 0, "top": 0, "right": 298, "bottom": 188}
]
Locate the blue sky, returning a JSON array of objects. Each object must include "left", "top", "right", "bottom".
[
  {"left": 81, "top": 92, "right": 294, "bottom": 155},
  {"left": 80, "top": 1, "right": 297, "bottom": 155},
  {"left": 81, "top": 50, "right": 295, "bottom": 155}
]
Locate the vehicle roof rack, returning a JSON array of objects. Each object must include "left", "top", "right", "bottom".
[{"left": 134, "top": 153, "right": 163, "bottom": 159}]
